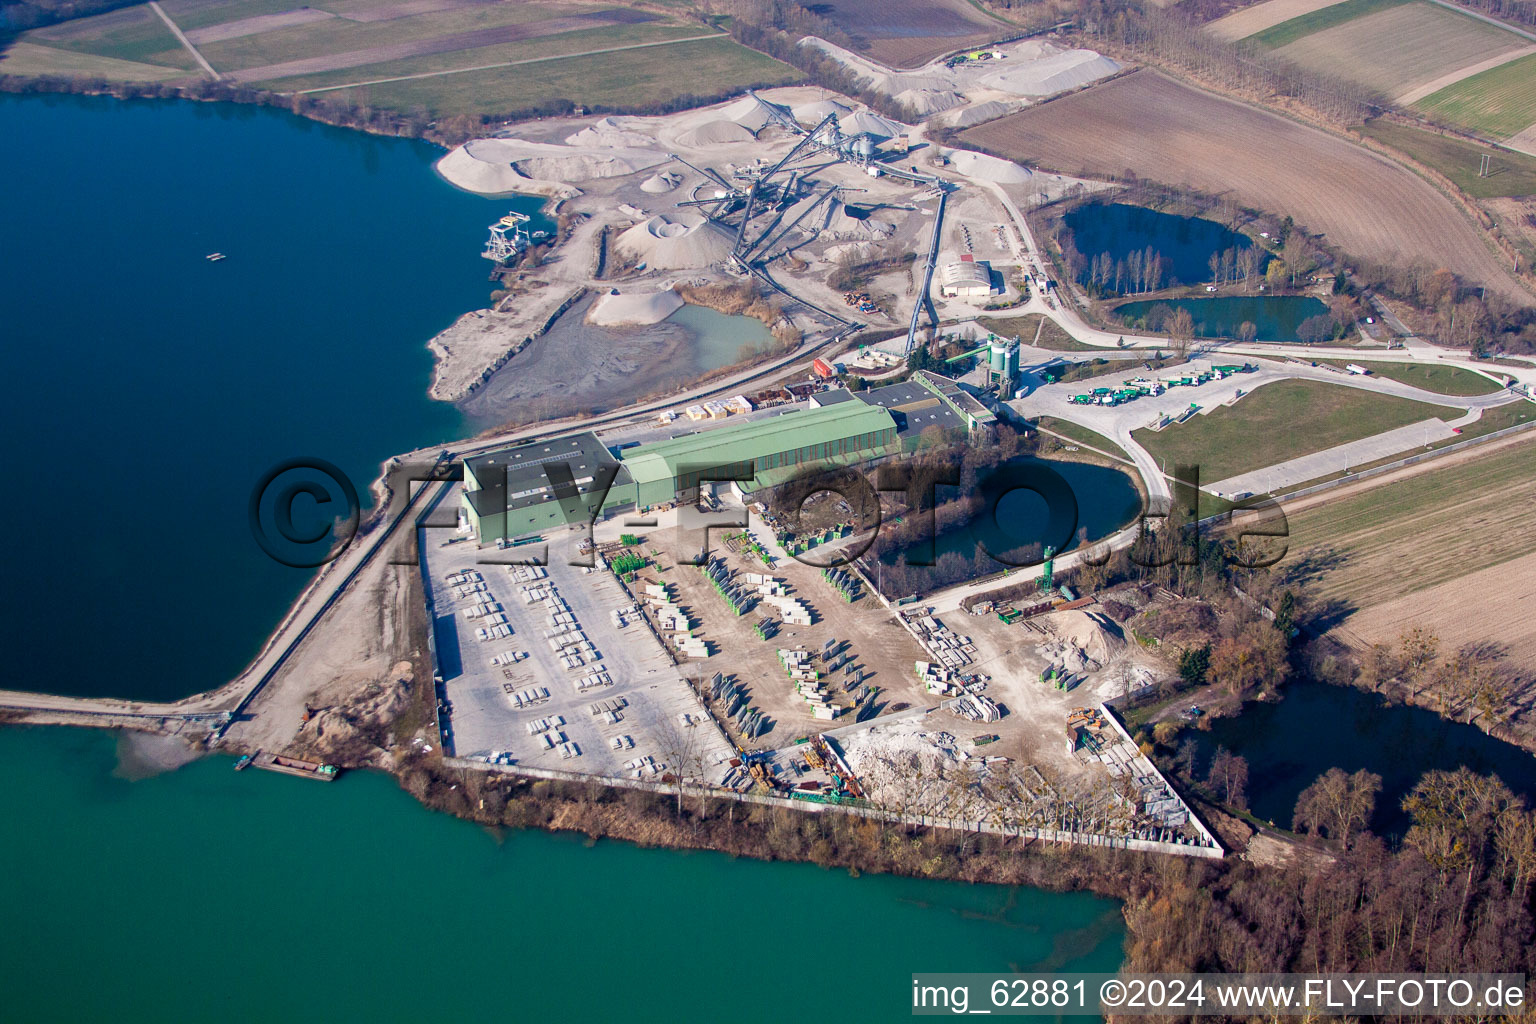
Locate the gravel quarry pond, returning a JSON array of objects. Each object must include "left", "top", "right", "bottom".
[
  {"left": 0, "top": 91, "right": 1132, "bottom": 1012},
  {"left": 460, "top": 295, "right": 778, "bottom": 428},
  {"left": 1115, "top": 295, "right": 1332, "bottom": 342},
  {"left": 1063, "top": 202, "right": 1261, "bottom": 289}
]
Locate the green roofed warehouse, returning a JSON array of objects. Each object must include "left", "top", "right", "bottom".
[{"left": 461, "top": 403, "right": 900, "bottom": 544}]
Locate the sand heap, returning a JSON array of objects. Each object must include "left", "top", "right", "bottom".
[
  {"left": 842, "top": 110, "right": 905, "bottom": 140},
  {"left": 677, "top": 118, "right": 756, "bottom": 148},
  {"left": 820, "top": 199, "right": 895, "bottom": 241},
  {"left": 981, "top": 47, "right": 1120, "bottom": 97},
  {"left": 564, "top": 116, "right": 655, "bottom": 149},
  {"left": 723, "top": 93, "right": 791, "bottom": 133},
  {"left": 895, "top": 88, "right": 965, "bottom": 117},
  {"left": 1040, "top": 608, "right": 1125, "bottom": 675},
  {"left": 945, "top": 148, "right": 1033, "bottom": 183},
  {"left": 588, "top": 286, "right": 684, "bottom": 326},
  {"left": 946, "top": 100, "right": 1016, "bottom": 128},
  {"left": 514, "top": 149, "right": 667, "bottom": 182},
  {"left": 615, "top": 212, "right": 734, "bottom": 269},
  {"left": 793, "top": 98, "right": 852, "bottom": 125},
  {"left": 438, "top": 137, "right": 668, "bottom": 192},
  {"left": 640, "top": 170, "right": 683, "bottom": 193}
]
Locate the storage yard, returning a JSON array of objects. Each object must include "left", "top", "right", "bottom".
[
  {"left": 425, "top": 519, "right": 738, "bottom": 782},
  {"left": 414, "top": 387, "right": 1219, "bottom": 852}
]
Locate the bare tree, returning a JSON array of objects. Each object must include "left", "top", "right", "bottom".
[
  {"left": 1206, "top": 746, "right": 1249, "bottom": 809},
  {"left": 1293, "top": 767, "right": 1382, "bottom": 848}
]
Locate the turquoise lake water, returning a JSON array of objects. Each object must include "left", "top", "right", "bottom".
[
  {"left": 0, "top": 727, "right": 1126, "bottom": 1022},
  {"left": 1115, "top": 295, "right": 1331, "bottom": 342},
  {"left": 0, "top": 92, "right": 1128, "bottom": 1014}
]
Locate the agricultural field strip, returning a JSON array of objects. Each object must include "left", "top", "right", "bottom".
[
  {"left": 183, "top": 8, "right": 336, "bottom": 46},
  {"left": 1248, "top": 0, "right": 1407, "bottom": 49},
  {"left": 221, "top": 8, "right": 656, "bottom": 83},
  {"left": 958, "top": 71, "right": 1531, "bottom": 304},
  {"left": 1271, "top": 2, "right": 1528, "bottom": 100},
  {"left": 1394, "top": 44, "right": 1536, "bottom": 105},
  {"left": 188, "top": 2, "right": 627, "bottom": 71},
  {"left": 22, "top": 4, "right": 200, "bottom": 70},
  {"left": 323, "top": 35, "right": 801, "bottom": 117},
  {"left": 1415, "top": 52, "right": 1536, "bottom": 140},
  {"left": 1335, "top": 548, "right": 1536, "bottom": 663},
  {"left": 1283, "top": 442, "right": 1536, "bottom": 609},
  {"left": 1421, "top": 0, "right": 1536, "bottom": 42},
  {"left": 1206, "top": 0, "right": 1353, "bottom": 41},
  {"left": 266, "top": 20, "right": 702, "bottom": 92},
  {"left": 0, "top": 40, "right": 188, "bottom": 78},
  {"left": 291, "top": 31, "right": 723, "bottom": 94}
]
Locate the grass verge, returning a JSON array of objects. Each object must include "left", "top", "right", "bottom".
[
  {"left": 1132, "top": 378, "right": 1463, "bottom": 483},
  {"left": 1359, "top": 120, "right": 1536, "bottom": 199}
]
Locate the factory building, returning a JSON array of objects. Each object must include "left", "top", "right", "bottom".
[
  {"left": 620, "top": 401, "right": 899, "bottom": 507},
  {"left": 855, "top": 370, "right": 996, "bottom": 450},
  {"left": 460, "top": 403, "right": 900, "bottom": 543},
  {"left": 938, "top": 257, "right": 995, "bottom": 298},
  {"left": 461, "top": 432, "right": 634, "bottom": 545}
]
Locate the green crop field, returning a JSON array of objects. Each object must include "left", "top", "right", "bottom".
[
  {"left": 1315, "top": 359, "right": 1505, "bottom": 395},
  {"left": 193, "top": 2, "right": 596, "bottom": 73},
  {"left": 1272, "top": 2, "right": 1524, "bottom": 100},
  {"left": 261, "top": 23, "right": 707, "bottom": 93},
  {"left": 1360, "top": 120, "right": 1536, "bottom": 198},
  {"left": 1415, "top": 52, "right": 1536, "bottom": 139},
  {"left": 1248, "top": 0, "right": 1406, "bottom": 48},
  {"left": 22, "top": 5, "right": 199, "bottom": 71},
  {"left": 1132, "top": 378, "right": 1462, "bottom": 482},
  {"left": 312, "top": 36, "right": 800, "bottom": 118},
  {"left": 0, "top": 40, "right": 189, "bottom": 79},
  {"left": 1281, "top": 436, "right": 1536, "bottom": 609},
  {"left": 157, "top": 0, "right": 311, "bottom": 32}
]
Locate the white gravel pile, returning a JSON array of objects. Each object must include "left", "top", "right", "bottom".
[
  {"left": 981, "top": 49, "right": 1120, "bottom": 96},
  {"left": 438, "top": 137, "right": 669, "bottom": 192},
  {"left": 587, "top": 287, "right": 684, "bottom": 326},
  {"left": 792, "top": 98, "right": 852, "bottom": 125},
  {"left": 563, "top": 116, "right": 655, "bottom": 149},
  {"left": 945, "top": 148, "right": 1033, "bottom": 183},
  {"left": 514, "top": 150, "right": 667, "bottom": 182},
  {"left": 842, "top": 109, "right": 906, "bottom": 139},
  {"left": 894, "top": 88, "right": 965, "bottom": 116},
  {"left": 676, "top": 118, "right": 756, "bottom": 147},
  {"left": 723, "top": 94, "right": 791, "bottom": 133},
  {"left": 615, "top": 212, "right": 735, "bottom": 269},
  {"left": 946, "top": 99, "right": 1016, "bottom": 128},
  {"left": 640, "top": 171, "right": 683, "bottom": 193}
]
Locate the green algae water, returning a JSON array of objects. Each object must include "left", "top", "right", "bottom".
[
  {"left": 0, "top": 93, "right": 547, "bottom": 703},
  {"left": 0, "top": 727, "right": 1125, "bottom": 1021}
]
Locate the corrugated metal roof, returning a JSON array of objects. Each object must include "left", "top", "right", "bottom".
[{"left": 620, "top": 402, "right": 897, "bottom": 482}]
